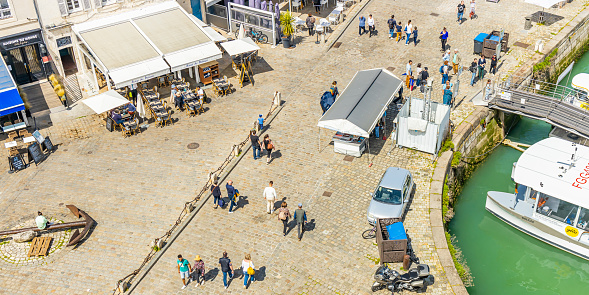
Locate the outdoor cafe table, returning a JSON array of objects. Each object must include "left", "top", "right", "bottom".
[{"left": 212, "top": 78, "right": 230, "bottom": 96}]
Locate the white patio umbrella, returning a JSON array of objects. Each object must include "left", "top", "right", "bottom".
[
  {"left": 136, "top": 93, "right": 146, "bottom": 119},
  {"left": 237, "top": 24, "right": 246, "bottom": 39},
  {"left": 524, "top": 0, "right": 562, "bottom": 23}
]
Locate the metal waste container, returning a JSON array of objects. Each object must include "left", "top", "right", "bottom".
[
  {"left": 525, "top": 16, "right": 532, "bottom": 30},
  {"left": 474, "top": 33, "right": 486, "bottom": 55}
]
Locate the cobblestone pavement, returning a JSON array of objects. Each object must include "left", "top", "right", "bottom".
[{"left": 0, "top": 0, "right": 584, "bottom": 294}]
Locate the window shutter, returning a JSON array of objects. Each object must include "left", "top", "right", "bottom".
[
  {"left": 82, "top": 0, "right": 92, "bottom": 11},
  {"left": 94, "top": 0, "right": 102, "bottom": 8},
  {"left": 57, "top": 0, "right": 68, "bottom": 16}
]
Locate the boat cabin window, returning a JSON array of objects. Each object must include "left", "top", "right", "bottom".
[
  {"left": 576, "top": 208, "right": 589, "bottom": 230},
  {"left": 536, "top": 194, "right": 579, "bottom": 225}
]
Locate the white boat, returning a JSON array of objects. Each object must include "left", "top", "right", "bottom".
[
  {"left": 571, "top": 73, "right": 589, "bottom": 109},
  {"left": 486, "top": 137, "right": 589, "bottom": 260}
]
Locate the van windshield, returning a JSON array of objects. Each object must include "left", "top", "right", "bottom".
[{"left": 373, "top": 186, "right": 403, "bottom": 205}]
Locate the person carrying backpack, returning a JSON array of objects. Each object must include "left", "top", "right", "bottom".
[
  {"left": 211, "top": 180, "right": 222, "bottom": 209},
  {"left": 469, "top": 58, "right": 478, "bottom": 86},
  {"left": 277, "top": 202, "right": 291, "bottom": 236},
  {"left": 387, "top": 15, "right": 396, "bottom": 39}
]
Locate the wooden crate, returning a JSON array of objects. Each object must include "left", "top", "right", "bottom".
[
  {"left": 28, "top": 237, "right": 52, "bottom": 257},
  {"left": 482, "top": 47, "right": 497, "bottom": 58},
  {"left": 382, "top": 250, "right": 406, "bottom": 263},
  {"left": 376, "top": 218, "right": 407, "bottom": 264}
]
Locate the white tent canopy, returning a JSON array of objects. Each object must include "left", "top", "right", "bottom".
[
  {"left": 317, "top": 69, "right": 403, "bottom": 137},
  {"left": 220, "top": 38, "right": 260, "bottom": 56},
  {"left": 524, "top": 0, "right": 562, "bottom": 9},
  {"left": 82, "top": 90, "right": 131, "bottom": 114},
  {"left": 72, "top": 1, "right": 221, "bottom": 89}
]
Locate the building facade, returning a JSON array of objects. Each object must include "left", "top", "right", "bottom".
[{"left": 0, "top": 0, "right": 49, "bottom": 86}]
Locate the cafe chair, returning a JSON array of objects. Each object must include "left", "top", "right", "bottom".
[
  {"left": 8, "top": 131, "right": 18, "bottom": 140},
  {"left": 157, "top": 76, "right": 167, "bottom": 88}
]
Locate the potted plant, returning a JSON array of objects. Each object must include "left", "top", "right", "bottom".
[{"left": 280, "top": 10, "right": 295, "bottom": 48}]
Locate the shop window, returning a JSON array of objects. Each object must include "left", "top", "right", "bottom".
[
  {"left": 67, "top": 0, "right": 82, "bottom": 13},
  {"left": 577, "top": 207, "right": 589, "bottom": 230},
  {"left": 0, "top": 0, "right": 12, "bottom": 19},
  {"left": 537, "top": 194, "right": 579, "bottom": 225}
]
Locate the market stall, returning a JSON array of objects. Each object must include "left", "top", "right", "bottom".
[{"left": 317, "top": 68, "right": 402, "bottom": 157}]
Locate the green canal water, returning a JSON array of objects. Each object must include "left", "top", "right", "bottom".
[
  {"left": 448, "top": 51, "right": 589, "bottom": 294},
  {"left": 448, "top": 119, "right": 589, "bottom": 294}
]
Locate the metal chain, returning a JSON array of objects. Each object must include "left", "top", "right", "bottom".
[{"left": 112, "top": 99, "right": 278, "bottom": 294}]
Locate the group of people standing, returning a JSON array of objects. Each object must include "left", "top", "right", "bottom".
[
  {"left": 403, "top": 60, "right": 430, "bottom": 92},
  {"left": 386, "top": 15, "right": 418, "bottom": 46},
  {"left": 468, "top": 53, "right": 498, "bottom": 86},
  {"left": 176, "top": 251, "right": 256, "bottom": 290}
]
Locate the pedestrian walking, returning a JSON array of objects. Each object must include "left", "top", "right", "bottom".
[
  {"left": 405, "top": 60, "right": 413, "bottom": 88},
  {"left": 242, "top": 254, "right": 255, "bottom": 289},
  {"left": 277, "top": 202, "right": 291, "bottom": 236},
  {"left": 478, "top": 54, "right": 486, "bottom": 80},
  {"left": 443, "top": 85, "right": 453, "bottom": 106},
  {"left": 469, "top": 58, "right": 478, "bottom": 86},
  {"left": 441, "top": 61, "right": 450, "bottom": 84},
  {"left": 219, "top": 251, "right": 234, "bottom": 289},
  {"left": 226, "top": 180, "right": 238, "bottom": 213},
  {"left": 457, "top": 1, "right": 466, "bottom": 24},
  {"left": 358, "top": 15, "right": 366, "bottom": 35},
  {"left": 313, "top": 0, "right": 320, "bottom": 12},
  {"left": 211, "top": 180, "right": 222, "bottom": 209},
  {"left": 257, "top": 114, "right": 264, "bottom": 131},
  {"left": 415, "top": 63, "right": 423, "bottom": 86},
  {"left": 440, "top": 27, "right": 448, "bottom": 51},
  {"left": 420, "top": 67, "right": 429, "bottom": 93},
  {"left": 367, "top": 14, "right": 375, "bottom": 37},
  {"left": 177, "top": 254, "right": 192, "bottom": 290},
  {"left": 484, "top": 79, "right": 493, "bottom": 101},
  {"left": 387, "top": 15, "right": 396, "bottom": 39},
  {"left": 452, "top": 49, "right": 461, "bottom": 75},
  {"left": 395, "top": 21, "right": 402, "bottom": 42},
  {"left": 412, "top": 26, "right": 418, "bottom": 46},
  {"left": 330, "top": 81, "right": 339, "bottom": 98},
  {"left": 306, "top": 14, "right": 315, "bottom": 36},
  {"left": 250, "top": 130, "right": 261, "bottom": 160},
  {"left": 191, "top": 255, "right": 206, "bottom": 286},
  {"left": 442, "top": 49, "right": 450, "bottom": 63},
  {"left": 263, "top": 134, "right": 274, "bottom": 164},
  {"left": 294, "top": 203, "right": 307, "bottom": 241},
  {"left": 490, "top": 54, "right": 498, "bottom": 75},
  {"left": 263, "top": 181, "right": 277, "bottom": 214},
  {"left": 470, "top": 0, "right": 476, "bottom": 19},
  {"left": 404, "top": 20, "right": 412, "bottom": 45}
]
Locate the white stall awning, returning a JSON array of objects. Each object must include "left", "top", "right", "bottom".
[
  {"left": 109, "top": 57, "right": 171, "bottom": 88},
  {"left": 318, "top": 69, "right": 402, "bottom": 137},
  {"left": 203, "top": 26, "right": 228, "bottom": 42},
  {"left": 82, "top": 90, "right": 130, "bottom": 114},
  {"left": 165, "top": 43, "right": 223, "bottom": 72},
  {"left": 72, "top": 1, "right": 219, "bottom": 88},
  {"left": 220, "top": 38, "right": 261, "bottom": 56},
  {"left": 525, "top": 0, "right": 562, "bottom": 9}
]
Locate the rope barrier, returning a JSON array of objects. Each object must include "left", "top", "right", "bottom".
[{"left": 112, "top": 98, "right": 278, "bottom": 294}]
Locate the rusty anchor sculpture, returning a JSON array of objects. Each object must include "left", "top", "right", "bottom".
[{"left": 0, "top": 205, "right": 94, "bottom": 246}]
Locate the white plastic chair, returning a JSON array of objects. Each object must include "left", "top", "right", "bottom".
[
  {"left": 320, "top": 0, "right": 328, "bottom": 9},
  {"left": 292, "top": 0, "right": 301, "bottom": 12}
]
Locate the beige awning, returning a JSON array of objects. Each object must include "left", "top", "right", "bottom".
[{"left": 72, "top": 1, "right": 220, "bottom": 88}]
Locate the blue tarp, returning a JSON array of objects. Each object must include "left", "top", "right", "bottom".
[
  {"left": 0, "top": 56, "right": 24, "bottom": 117},
  {"left": 385, "top": 222, "right": 407, "bottom": 241}
]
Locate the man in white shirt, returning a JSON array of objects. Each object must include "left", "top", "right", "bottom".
[
  {"left": 196, "top": 86, "right": 205, "bottom": 105},
  {"left": 367, "top": 14, "right": 375, "bottom": 37},
  {"left": 263, "top": 181, "right": 277, "bottom": 214}
]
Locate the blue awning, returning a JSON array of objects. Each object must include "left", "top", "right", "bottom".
[{"left": 0, "top": 56, "right": 24, "bottom": 117}]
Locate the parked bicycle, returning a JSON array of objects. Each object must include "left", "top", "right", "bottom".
[
  {"left": 362, "top": 225, "right": 377, "bottom": 239},
  {"left": 233, "top": 24, "right": 269, "bottom": 44}
]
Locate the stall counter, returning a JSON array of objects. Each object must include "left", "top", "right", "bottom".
[{"left": 332, "top": 132, "right": 366, "bottom": 157}]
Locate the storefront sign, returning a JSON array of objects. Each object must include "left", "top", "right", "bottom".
[
  {"left": 56, "top": 36, "right": 72, "bottom": 48},
  {"left": 0, "top": 30, "right": 43, "bottom": 51}
]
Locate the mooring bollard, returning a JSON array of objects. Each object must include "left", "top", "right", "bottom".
[
  {"left": 233, "top": 144, "right": 241, "bottom": 157},
  {"left": 209, "top": 172, "right": 218, "bottom": 184},
  {"left": 272, "top": 91, "right": 281, "bottom": 112}
]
